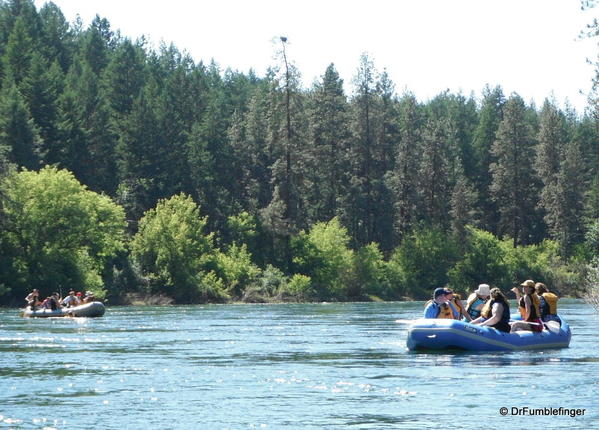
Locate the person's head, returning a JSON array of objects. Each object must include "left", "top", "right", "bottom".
[
  {"left": 474, "top": 284, "right": 491, "bottom": 298},
  {"left": 69, "top": 290, "right": 75, "bottom": 296},
  {"left": 52, "top": 292, "right": 59, "bottom": 297},
  {"left": 520, "top": 279, "right": 535, "bottom": 294},
  {"left": 447, "top": 289, "right": 461, "bottom": 300},
  {"left": 433, "top": 287, "right": 452, "bottom": 303},
  {"left": 535, "top": 282, "right": 548, "bottom": 294},
  {"left": 76, "top": 292, "right": 82, "bottom": 297},
  {"left": 490, "top": 287, "right": 506, "bottom": 302},
  {"left": 33, "top": 289, "right": 39, "bottom": 293}
]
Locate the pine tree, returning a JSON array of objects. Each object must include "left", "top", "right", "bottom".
[
  {"left": 38, "top": 2, "right": 73, "bottom": 71},
  {"left": 80, "top": 15, "right": 114, "bottom": 75},
  {"left": 552, "top": 140, "right": 586, "bottom": 254},
  {"left": 473, "top": 85, "right": 504, "bottom": 233},
  {"left": 102, "top": 38, "right": 146, "bottom": 126},
  {"left": 489, "top": 94, "right": 539, "bottom": 246},
  {"left": 344, "top": 53, "right": 385, "bottom": 246},
  {"left": 2, "top": 14, "right": 35, "bottom": 84},
  {"left": 305, "top": 63, "right": 350, "bottom": 224},
  {"left": 450, "top": 166, "right": 479, "bottom": 244},
  {"left": 229, "top": 82, "right": 274, "bottom": 213},
  {"left": 371, "top": 69, "right": 399, "bottom": 251},
  {"left": 418, "top": 116, "right": 451, "bottom": 227},
  {"left": 114, "top": 82, "right": 164, "bottom": 221},
  {"left": 0, "top": 76, "right": 42, "bottom": 169},
  {"left": 261, "top": 39, "right": 308, "bottom": 269},
  {"left": 20, "top": 53, "right": 62, "bottom": 164},
  {"left": 385, "top": 93, "right": 422, "bottom": 241},
  {"left": 56, "top": 82, "right": 90, "bottom": 183},
  {"left": 535, "top": 99, "right": 566, "bottom": 243}
]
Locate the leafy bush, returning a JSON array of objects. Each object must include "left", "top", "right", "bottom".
[
  {"left": 388, "top": 227, "right": 460, "bottom": 299},
  {"left": 583, "top": 257, "right": 599, "bottom": 311},
  {"left": 278, "top": 274, "right": 313, "bottom": 301},
  {"left": 0, "top": 167, "right": 126, "bottom": 303},
  {"left": 350, "top": 243, "right": 390, "bottom": 300},
  {"left": 197, "top": 271, "right": 229, "bottom": 302},
  {"left": 214, "top": 243, "right": 261, "bottom": 298},
  {"left": 448, "top": 227, "right": 511, "bottom": 293},
  {"left": 130, "top": 193, "right": 216, "bottom": 302},
  {"left": 292, "top": 217, "right": 353, "bottom": 299},
  {"left": 499, "top": 238, "right": 578, "bottom": 294}
]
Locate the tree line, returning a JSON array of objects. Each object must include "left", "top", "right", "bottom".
[{"left": 0, "top": 0, "right": 597, "bottom": 305}]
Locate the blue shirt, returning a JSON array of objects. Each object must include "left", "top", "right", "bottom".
[{"left": 423, "top": 301, "right": 459, "bottom": 319}]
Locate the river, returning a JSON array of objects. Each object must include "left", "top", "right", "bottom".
[{"left": 0, "top": 299, "right": 597, "bottom": 429}]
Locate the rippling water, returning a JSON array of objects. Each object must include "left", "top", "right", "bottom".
[{"left": 1, "top": 300, "right": 597, "bottom": 429}]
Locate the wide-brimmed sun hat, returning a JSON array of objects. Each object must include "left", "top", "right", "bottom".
[{"left": 474, "top": 284, "right": 491, "bottom": 297}]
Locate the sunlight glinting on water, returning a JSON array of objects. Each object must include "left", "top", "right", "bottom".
[{"left": 1, "top": 300, "right": 597, "bottom": 429}]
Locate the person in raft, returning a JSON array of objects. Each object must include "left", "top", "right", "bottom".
[
  {"left": 25, "top": 289, "right": 40, "bottom": 310},
  {"left": 535, "top": 282, "right": 560, "bottom": 324},
  {"left": 465, "top": 284, "right": 491, "bottom": 321},
  {"left": 471, "top": 288, "right": 511, "bottom": 332},
  {"left": 510, "top": 280, "right": 543, "bottom": 332},
  {"left": 446, "top": 289, "right": 472, "bottom": 321},
  {"left": 62, "top": 290, "right": 81, "bottom": 308},
  {"left": 423, "top": 288, "right": 459, "bottom": 319}
]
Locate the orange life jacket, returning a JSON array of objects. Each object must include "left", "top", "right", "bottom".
[{"left": 541, "top": 292, "right": 558, "bottom": 315}]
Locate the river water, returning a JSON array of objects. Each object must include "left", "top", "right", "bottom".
[{"left": 0, "top": 299, "right": 597, "bottom": 429}]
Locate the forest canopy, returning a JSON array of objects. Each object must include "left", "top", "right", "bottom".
[{"left": 0, "top": 0, "right": 597, "bottom": 305}]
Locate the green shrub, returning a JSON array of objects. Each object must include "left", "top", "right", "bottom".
[
  {"left": 130, "top": 193, "right": 216, "bottom": 302},
  {"left": 388, "top": 227, "right": 460, "bottom": 299},
  {"left": 279, "top": 274, "right": 313, "bottom": 301},
  {"left": 292, "top": 217, "right": 353, "bottom": 300},
  {"left": 448, "top": 227, "right": 511, "bottom": 293},
  {"left": 350, "top": 243, "right": 390, "bottom": 300},
  {"left": 0, "top": 167, "right": 126, "bottom": 302}
]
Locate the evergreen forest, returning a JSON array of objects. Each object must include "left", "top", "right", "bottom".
[{"left": 0, "top": 0, "right": 598, "bottom": 305}]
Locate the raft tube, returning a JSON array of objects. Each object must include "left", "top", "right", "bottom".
[
  {"left": 406, "top": 316, "right": 570, "bottom": 351},
  {"left": 22, "top": 301, "right": 106, "bottom": 318}
]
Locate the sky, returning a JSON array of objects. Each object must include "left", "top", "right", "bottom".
[{"left": 34, "top": 0, "right": 599, "bottom": 111}]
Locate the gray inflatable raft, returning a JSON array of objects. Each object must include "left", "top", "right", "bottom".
[{"left": 22, "top": 301, "right": 106, "bottom": 318}]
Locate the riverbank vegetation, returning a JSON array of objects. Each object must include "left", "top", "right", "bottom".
[{"left": 0, "top": 1, "right": 597, "bottom": 305}]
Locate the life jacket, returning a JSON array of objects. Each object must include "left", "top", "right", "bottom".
[
  {"left": 424, "top": 300, "right": 455, "bottom": 319},
  {"left": 540, "top": 292, "right": 558, "bottom": 315},
  {"left": 482, "top": 298, "right": 511, "bottom": 332},
  {"left": 450, "top": 296, "right": 466, "bottom": 318},
  {"left": 480, "top": 301, "right": 492, "bottom": 319},
  {"left": 466, "top": 293, "right": 487, "bottom": 319},
  {"left": 518, "top": 294, "right": 540, "bottom": 321}
]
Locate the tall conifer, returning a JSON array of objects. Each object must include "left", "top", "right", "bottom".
[{"left": 490, "top": 94, "right": 539, "bottom": 246}]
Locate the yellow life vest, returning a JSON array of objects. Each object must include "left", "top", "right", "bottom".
[
  {"left": 518, "top": 293, "right": 541, "bottom": 319},
  {"left": 480, "top": 301, "right": 492, "bottom": 319},
  {"left": 424, "top": 300, "right": 455, "bottom": 319},
  {"left": 541, "top": 292, "right": 558, "bottom": 314},
  {"left": 450, "top": 297, "right": 465, "bottom": 318}
]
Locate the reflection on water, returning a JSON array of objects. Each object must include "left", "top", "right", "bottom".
[{"left": 0, "top": 299, "right": 597, "bottom": 429}]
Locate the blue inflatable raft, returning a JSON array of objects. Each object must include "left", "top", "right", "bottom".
[{"left": 406, "top": 316, "right": 571, "bottom": 351}]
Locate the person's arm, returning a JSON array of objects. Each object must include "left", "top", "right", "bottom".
[
  {"left": 457, "top": 300, "right": 472, "bottom": 321},
  {"left": 480, "top": 303, "right": 502, "bottom": 326},
  {"left": 423, "top": 303, "right": 439, "bottom": 318},
  {"left": 523, "top": 296, "right": 532, "bottom": 320},
  {"left": 471, "top": 316, "right": 484, "bottom": 324},
  {"left": 511, "top": 287, "right": 521, "bottom": 301},
  {"left": 448, "top": 301, "right": 459, "bottom": 319}
]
